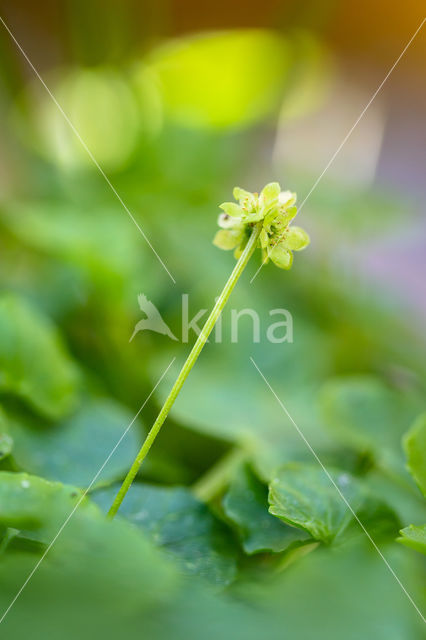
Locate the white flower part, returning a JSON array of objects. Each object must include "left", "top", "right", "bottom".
[
  {"left": 218, "top": 213, "right": 242, "bottom": 229},
  {"left": 278, "top": 190, "right": 296, "bottom": 207}
]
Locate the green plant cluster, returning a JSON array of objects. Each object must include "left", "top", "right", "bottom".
[
  {"left": 214, "top": 182, "right": 309, "bottom": 268},
  {"left": 0, "top": 126, "right": 424, "bottom": 638}
]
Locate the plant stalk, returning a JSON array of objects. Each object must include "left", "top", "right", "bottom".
[
  {"left": 192, "top": 447, "right": 247, "bottom": 502},
  {"left": 108, "top": 223, "right": 262, "bottom": 518}
]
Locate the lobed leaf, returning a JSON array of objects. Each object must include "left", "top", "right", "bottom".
[
  {"left": 0, "top": 294, "right": 79, "bottom": 419},
  {"left": 0, "top": 472, "right": 179, "bottom": 610},
  {"left": 319, "top": 376, "right": 419, "bottom": 477},
  {"left": 8, "top": 400, "right": 142, "bottom": 489},
  {"left": 268, "top": 463, "right": 365, "bottom": 543},
  {"left": 223, "top": 464, "right": 311, "bottom": 554},
  {"left": 397, "top": 524, "right": 426, "bottom": 555},
  {"left": 93, "top": 483, "right": 238, "bottom": 586},
  {"left": 403, "top": 414, "right": 426, "bottom": 496}
]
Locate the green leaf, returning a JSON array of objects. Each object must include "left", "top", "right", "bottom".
[
  {"left": 397, "top": 524, "right": 426, "bottom": 555},
  {"left": 268, "top": 463, "right": 365, "bottom": 543},
  {"left": 2, "top": 203, "right": 148, "bottom": 285},
  {"left": 8, "top": 400, "right": 142, "bottom": 489},
  {"left": 343, "top": 494, "right": 401, "bottom": 543},
  {"left": 0, "top": 472, "right": 179, "bottom": 609},
  {"left": 366, "top": 469, "right": 424, "bottom": 530},
  {"left": 403, "top": 414, "right": 426, "bottom": 496},
  {"left": 0, "top": 471, "right": 96, "bottom": 538},
  {"left": 0, "top": 294, "right": 79, "bottom": 419},
  {"left": 319, "top": 376, "right": 417, "bottom": 477},
  {"left": 93, "top": 483, "right": 238, "bottom": 586},
  {"left": 223, "top": 464, "right": 310, "bottom": 554},
  {"left": 247, "top": 537, "right": 424, "bottom": 640}
]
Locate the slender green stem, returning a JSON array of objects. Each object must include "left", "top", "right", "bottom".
[
  {"left": 108, "top": 223, "right": 262, "bottom": 518},
  {"left": 192, "top": 447, "right": 247, "bottom": 502}
]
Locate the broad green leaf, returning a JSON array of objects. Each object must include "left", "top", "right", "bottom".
[
  {"left": 0, "top": 471, "right": 98, "bottom": 542},
  {"left": 366, "top": 469, "right": 425, "bottom": 530},
  {"left": 2, "top": 203, "right": 146, "bottom": 282},
  {"left": 319, "top": 376, "right": 419, "bottom": 477},
  {"left": 343, "top": 494, "right": 401, "bottom": 543},
  {"left": 223, "top": 464, "right": 310, "bottom": 554},
  {"left": 93, "top": 483, "right": 238, "bottom": 586},
  {"left": 0, "top": 472, "right": 179, "bottom": 610},
  {"left": 397, "top": 524, "right": 426, "bottom": 555},
  {"left": 242, "top": 539, "right": 424, "bottom": 640},
  {"left": 403, "top": 414, "right": 426, "bottom": 496},
  {"left": 269, "top": 463, "right": 365, "bottom": 543},
  {"left": 8, "top": 400, "right": 142, "bottom": 489},
  {"left": 0, "top": 294, "right": 79, "bottom": 419}
]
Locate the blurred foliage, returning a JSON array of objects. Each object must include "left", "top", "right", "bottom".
[
  {"left": 397, "top": 524, "right": 426, "bottom": 554},
  {"left": 93, "top": 483, "right": 239, "bottom": 586},
  {"left": 0, "top": 21, "right": 425, "bottom": 640},
  {"left": 16, "top": 68, "right": 141, "bottom": 170},
  {"left": 403, "top": 414, "right": 426, "bottom": 497},
  {"left": 148, "top": 30, "right": 290, "bottom": 129},
  {"left": 223, "top": 463, "right": 311, "bottom": 554}
]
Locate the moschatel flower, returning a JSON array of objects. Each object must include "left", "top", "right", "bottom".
[
  {"left": 213, "top": 182, "right": 310, "bottom": 269},
  {"left": 109, "top": 180, "right": 311, "bottom": 517}
]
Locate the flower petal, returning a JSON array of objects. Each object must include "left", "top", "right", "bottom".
[
  {"left": 285, "top": 226, "right": 310, "bottom": 251},
  {"left": 259, "top": 228, "right": 269, "bottom": 249},
  {"left": 217, "top": 213, "right": 243, "bottom": 229},
  {"left": 219, "top": 202, "right": 243, "bottom": 217},
  {"left": 213, "top": 229, "right": 243, "bottom": 250},
  {"left": 260, "top": 182, "right": 281, "bottom": 206},
  {"left": 233, "top": 186, "right": 252, "bottom": 203},
  {"left": 243, "top": 211, "right": 264, "bottom": 223},
  {"left": 270, "top": 244, "right": 293, "bottom": 269},
  {"left": 279, "top": 191, "right": 297, "bottom": 207},
  {"left": 278, "top": 205, "right": 298, "bottom": 226}
]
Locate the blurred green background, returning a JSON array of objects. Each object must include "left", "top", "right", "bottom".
[{"left": 0, "top": 1, "right": 425, "bottom": 639}]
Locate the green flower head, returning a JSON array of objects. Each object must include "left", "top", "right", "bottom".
[{"left": 213, "top": 182, "right": 310, "bottom": 269}]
